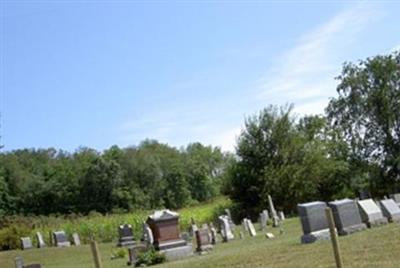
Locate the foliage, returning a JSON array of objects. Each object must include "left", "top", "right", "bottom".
[
  {"left": 327, "top": 51, "right": 400, "bottom": 196},
  {"left": 135, "top": 248, "right": 166, "bottom": 267}
]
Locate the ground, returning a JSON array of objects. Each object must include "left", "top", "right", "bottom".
[{"left": 1, "top": 217, "right": 399, "bottom": 268}]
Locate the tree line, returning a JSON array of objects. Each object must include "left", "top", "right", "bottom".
[{"left": 0, "top": 51, "right": 399, "bottom": 218}]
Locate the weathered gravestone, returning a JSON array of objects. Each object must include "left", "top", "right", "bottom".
[
  {"left": 36, "top": 232, "right": 46, "bottom": 248},
  {"left": 117, "top": 224, "right": 136, "bottom": 247},
  {"left": 297, "top": 201, "right": 330, "bottom": 244},
  {"left": 279, "top": 211, "right": 285, "bottom": 221},
  {"left": 224, "top": 208, "right": 236, "bottom": 230},
  {"left": 15, "top": 257, "right": 42, "bottom": 268},
  {"left": 379, "top": 199, "right": 400, "bottom": 222},
  {"left": 127, "top": 244, "right": 148, "bottom": 266},
  {"left": 242, "top": 218, "right": 249, "bottom": 232},
  {"left": 209, "top": 223, "right": 217, "bottom": 245},
  {"left": 219, "top": 215, "right": 234, "bottom": 242},
  {"left": 72, "top": 233, "right": 81, "bottom": 246},
  {"left": 195, "top": 227, "right": 213, "bottom": 253},
  {"left": 243, "top": 218, "right": 256, "bottom": 237},
  {"left": 390, "top": 193, "right": 400, "bottom": 206},
  {"left": 268, "top": 195, "right": 280, "bottom": 227},
  {"left": 328, "top": 199, "right": 366, "bottom": 236},
  {"left": 142, "top": 222, "right": 154, "bottom": 245},
  {"left": 53, "top": 231, "right": 71, "bottom": 247},
  {"left": 357, "top": 199, "right": 388, "bottom": 227},
  {"left": 259, "top": 210, "right": 269, "bottom": 231},
  {"left": 146, "top": 209, "right": 193, "bottom": 260},
  {"left": 20, "top": 237, "right": 33, "bottom": 250}
]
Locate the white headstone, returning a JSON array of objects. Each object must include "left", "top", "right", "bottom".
[
  {"left": 246, "top": 219, "right": 257, "bottom": 237},
  {"left": 357, "top": 199, "right": 388, "bottom": 227},
  {"left": 219, "top": 215, "right": 234, "bottom": 242},
  {"left": 20, "top": 237, "right": 33, "bottom": 250},
  {"left": 379, "top": 199, "right": 400, "bottom": 222},
  {"left": 72, "top": 233, "right": 81, "bottom": 246},
  {"left": 36, "top": 232, "right": 46, "bottom": 248}
]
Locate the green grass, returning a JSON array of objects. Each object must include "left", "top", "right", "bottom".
[{"left": 1, "top": 217, "right": 399, "bottom": 268}]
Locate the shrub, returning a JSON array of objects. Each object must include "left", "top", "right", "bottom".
[
  {"left": 0, "top": 225, "right": 32, "bottom": 250},
  {"left": 135, "top": 248, "right": 166, "bottom": 267}
]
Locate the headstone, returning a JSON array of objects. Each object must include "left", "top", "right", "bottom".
[
  {"left": 242, "top": 218, "right": 249, "bottom": 232},
  {"left": 209, "top": 223, "right": 217, "bottom": 245},
  {"left": 219, "top": 215, "right": 234, "bottom": 242},
  {"left": 53, "top": 231, "right": 71, "bottom": 247},
  {"left": 142, "top": 222, "right": 154, "bottom": 245},
  {"left": 268, "top": 195, "right": 280, "bottom": 227},
  {"left": 195, "top": 227, "right": 213, "bottom": 253},
  {"left": 127, "top": 244, "right": 148, "bottom": 266},
  {"left": 358, "top": 190, "right": 371, "bottom": 200},
  {"left": 389, "top": 193, "right": 400, "bottom": 206},
  {"left": 190, "top": 217, "right": 198, "bottom": 237},
  {"left": 328, "top": 199, "right": 367, "bottom": 236},
  {"left": 72, "top": 233, "right": 81, "bottom": 246},
  {"left": 259, "top": 210, "right": 269, "bottom": 231},
  {"left": 36, "top": 232, "right": 46, "bottom": 248},
  {"left": 279, "top": 211, "right": 285, "bottom": 221},
  {"left": 265, "top": 232, "right": 275, "bottom": 239},
  {"left": 357, "top": 199, "right": 388, "bottom": 227},
  {"left": 20, "top": 237, "right": 33, "bottom": 250},
  {"left": 117, "top": 224, "right": 136, "bottom": 247},
  {"left": 379, "top": 199, "right": 400, "bottom": 222},
  {"left": 146, "top": 209, "right": 192, "bottom": 260},
  {"left": 244, "top": 219, "right": 256, "bottom": 237},
  {"left": 224, "top": 208, "right": 236, "bottom": 230},
  {"left": 15, "top": 257, "right": 24, "bottom": 268},
  {"left": 297, "top": 201, "right": 330, "bottom": 244}
]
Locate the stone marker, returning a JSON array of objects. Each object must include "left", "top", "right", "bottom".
[
  {"left": 219, "top": 215, "right": 234, "bottom": 242},
  {"left": 36, "top": 232, "right": 46, "bottom": 248},
  {"left": 244, "top": 219, "right": 256, "bottom": 237},
  {"left": 72, "top": 233, "right": 81, "bottom": 246},
  {"left": 358, "top": 190, "right": 371, "bottom": 200},
  {"left": 389, "top": 193, "right": 400, "bottom": 206},
  {"left": 279, "top": 211, "right": 285, "bottom": 221},
  {"left": 190, "top": 217, "right": 198, "bottom": 237},
  {"left": 265, "top": 233, "right": 275, "bottom": 239},
  {"left": 298, "top": 201, "right": 330, "bottom": 244},
  {"left": 127, "top": 244, "right": 147, "bottom": 266},
  {"left": 357, "top": 199, "right": 388, "bottom": 227},
  {"left": 224, "top": 208, "right": 236, "bottom": 230},
  {"left": 268, "top": 195, "right": 280, "bottom": 227},
  {"left": 142, "top": 222, "right": 154, "bottom": 245},
  {"left": 15, "top": 256, "right": 42, "bottom": 268},
  {"left": 209, "top": 223, "right": 217, "bottom": 245},
  {"left": 147, "top": 209, "right": 192, "bottom": 260},
  {"left": 328, "top": 199, "right": 367, "bottom": 236},
  {"left": 53, "top": 231, "right": 71, "bottom": 247},
  {"left": 117, "top": 224, "right": 136, "bottom": 247},
  {"left": 379, "top": 199, "right": 400, "bottom": 222},
  {"left": 20, "top": 237, "right": 33, "bottom": 250},
  {"left": 259, "top": 210, "right": 269, "bottom": 230},
  {"left": 195, "top": 227, "right": 213, "bottom": 253},
  {"left": 242, "top": 218, "right": 249, "bottom": 232}
]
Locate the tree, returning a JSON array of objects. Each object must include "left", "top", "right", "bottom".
[{"left": 327, "top": 51, "right": 400, "bottom": 195}]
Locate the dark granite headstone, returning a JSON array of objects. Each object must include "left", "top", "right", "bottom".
[
  {"left": 379, "top": 199, "right": 400, "bottom": 222},
  {"left": 20, "top": 237, "right": 33, "bottom": 250},
  {"left": 53, "top": 231, "right": 71, "bottom": 247},
  {"left": 117, "top": 224, "right": 136, "bottom": 247},
  {"left": 297, "top": 201, "right": 330, "bottom": 244},
  {"left": 328, "top": 199, "right": 366, "bottom": 235}
]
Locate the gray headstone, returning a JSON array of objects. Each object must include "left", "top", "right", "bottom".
[
  {"left": 297, "top": 201, "right": 330, "bottom": 244},
  {"left": 246, "top": 219, "right": 257, "bottom": 237},
  {"left": 142, "top": 222, "right": 154, "bottom": 245},
  {"left": 328, "top": 199, "right": 366, "bottom": 235},
  {"left": 117, "top": 224, "right": 136, "bottom": 247},
  {"left": 15, "top": 257, "right": 24, "bottom": 268},
  {"left": 279, "top": 211, "right": 285, "bottom": 221},
  {"left": 72, "top": 233, "right": 81, "bottom": 246},
  {"left": 53, "top": 231, "right": 71, "bottom": 247},
  {"left": 219, "top": 215, "right": 234, "bottom": 242},
  {"left": 268, "top": 195, "right": 280, "bottom": 227},
  {"left": 224, "top": 208, "right": 236, "bottom": 230},
  {"left": 389, "top": 193, "right": 400, "bottom": 205},
  {"left": 36, "top": 232, "right": 46, "bottom": 248},
  {"left": 379, "top": 199, "right": 400, "bottom": 222},
  {"left": 259, "top": 210, "right": 269, "bottom": 230},
  {"left": 242, "top": 218, "right": 249, "bottom": 232},
  {"left": 20, "top": 237, "right": 33, "bottom": 250},
  {"left": 357, "top": 199, "right": 388, "bottom": 227}
]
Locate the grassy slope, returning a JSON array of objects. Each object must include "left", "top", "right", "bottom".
[{"left": 1, "top": 217, "right": 399, "bottom": 268}]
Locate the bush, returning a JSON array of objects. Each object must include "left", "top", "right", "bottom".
[
  {"left": 0, "top": 225, "right": 32, "bottom": 250},
  {"left": 135, "top": 248, "right": 166, "bottom": 267}
]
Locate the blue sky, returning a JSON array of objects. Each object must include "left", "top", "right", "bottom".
[{"left": 1, "top": 1, "right": 400, "bottom": 152}]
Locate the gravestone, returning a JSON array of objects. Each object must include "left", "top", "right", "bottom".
[
  {"left": 259, "top": 210, "right": 269, "bottom": 231},
  {"left": 242, "top": 218, "right": 249, "bottom": 232},
  {"left": 268, "top": 195, "right": 280, "bottom": 227},
  {"left": 357, "top": 199, "right": 388, "bottom": 227},
  {"left": 219, "top": 215, "right": 234, "bottom": 242},
  {"left": 117, "top": 224, "right": 136, "bottom": 247},
  {"left": 195, "top": 227, "right": 213, "bottom": 253},
  {"left": 146, "top": 209, "right": 192, "bottom": 260},
  {"left": 20, "top": 237, "right": 33, "bottom": 250},
  {"left": 127, "top": 244, "right": 148, "bottom": 266},
  {"left": 328, "top": 199, "right": 366, "bottom": 236},
  {"left": 358, "top": 190, "right": 371, "bottom": 200},
  {"left": 209, "top": 223, "right": 217, "bottom": 245},
  {"left": 190, "top": 217, "right": 198, "bottom": 237},
  {"left": 36, "top": 232, "right": 46, "bottom": 248},
  {"left": 379, "top": 199, "right": 400, "bottom": 222},
  {"left": 15, "top": 257, "right": 24, "bottom": 268},
  {"left": 390, "top": 193, "right": 400, "bottom": 206},
  {"left": 53, "top": 231, "right": 71, "bottom": 247},
  {"left": 265, "top": 233, "right": 275, "bottom": 239},
  {"left": 142, "top": 222, "right": 154, "bottom": 245},
  {"left": 297, "top": 201, "right": 330, "bottom": 244},
  {"left": 243, "top": 218, "right": 256, "bottom": 237},
  {"left": 72, "top": 233, "right": 81, "bottom": 246},
  {"left": 224, "top": 208, "right": 236, "bottom": 230},
  {"left": 279, "top": 211, "right": 285, "bottom": 221}
]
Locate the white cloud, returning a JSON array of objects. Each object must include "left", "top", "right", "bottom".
[{"left": 258, "top": 4, "right": 382, "bottom": 116}]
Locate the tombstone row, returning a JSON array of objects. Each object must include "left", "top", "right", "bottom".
[
  {"left": 298, "top": 197, "right": 400, "bottom": 244},
  {"left": 21, "top": 231, "right": 81, "bottom": 250}
]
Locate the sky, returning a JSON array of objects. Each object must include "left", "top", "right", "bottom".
[{"left": 1, "top": 1, "right": 400, "bottom": 152}]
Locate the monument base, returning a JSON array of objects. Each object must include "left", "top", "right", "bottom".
[
  {"left": 117, "top": 240, "right": 136, "bottom": 247},
  {"left": 301, "top": 229, "right": 330, "bottom": 244},
  {"left": 156, "top": 239, "right": 187, "bottom": 250},
  {"left": 367, "top": 217, "right": 388, "bottom": 228},
  {"left": 56, "top": 242, "right": 71, "bottom": 247},
  {"left": 389, "top": 214, "right": 400, "bottom": 223},
  {"left": 338, "top": 223, "right": 367, "bottom": 236},
  {"left": 160, "top": 244, "right": 193, "bottom": 261}
]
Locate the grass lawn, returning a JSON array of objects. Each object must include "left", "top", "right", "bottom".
[{"left": 1, "top": 217, "right": 399, "bottom": 268}]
